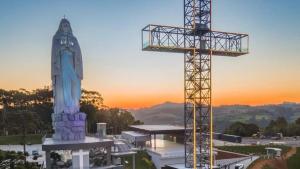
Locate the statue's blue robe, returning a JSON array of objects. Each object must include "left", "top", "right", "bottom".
[{"left": 61, "top": 50, "right": 81, "bottom": 113}]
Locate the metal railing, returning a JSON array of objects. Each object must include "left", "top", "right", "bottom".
[{"left": 142, "top": 24, "right": 249, "bottom": 56}]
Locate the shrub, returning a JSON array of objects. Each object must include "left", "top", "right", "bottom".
[{"left": 287, "top": 148, "right": 300, "bottom": 169}]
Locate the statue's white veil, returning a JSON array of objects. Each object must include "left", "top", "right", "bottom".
[
  {"left": 51, "top": 18, "right": 83, "bottom": 81},
  {"left": 56, "top": 18, "right": 73, "bottom": 36}
]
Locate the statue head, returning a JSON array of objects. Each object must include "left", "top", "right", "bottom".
[{"left": 57, "top": 18, "right": 73, "bottom": 34}]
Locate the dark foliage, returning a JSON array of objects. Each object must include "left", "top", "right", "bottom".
[
  {"left": 224, "top": 122, "right": 259, "bottom": 137},
  {"left": 0, "top": 88, "right": 142, "bottom": 136},
  {"left": 264, "top": 117, "right": 300, "bottom": 137},
  {"left": 0, "top": 150, "right": 39, "bottom": 169}
]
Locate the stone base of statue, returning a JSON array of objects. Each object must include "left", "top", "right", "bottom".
[
  {"left": 42, "top": 136, "right": 113, "bottom": 169},
  {"left": 43, "top": 112, "right": 114, "bottom": 169},
  {"left": 51, "top": 112, "right": 86, "bottom": 141}
]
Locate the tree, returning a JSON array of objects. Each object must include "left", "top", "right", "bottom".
[
  {"left": 225, "top": 122, "right": 259, "bottom": 137},
  {"left": 264, "top": 117, "right": 288, "bottom": 136},
  {"left": 0, "top": 88, "right": 142, "bottom": 136},
  {"left": 246, "top": 123, "right": 260, "bottom": 136},
  {"left": 80, "top": 102, "right": 98, "bottom": 133},
  {"left": 0, "top": 88, "right": 51, "bottom": 135},
  {"left": 286, "top": 123, "right": 300, "bottom": 136},
  {"left": 81, "top": 90, "right": 104, "bottom": 109},
  {"left": 93, "top": 108, "right": 143, "bottom": 135},
  {"left": 295, "top": 117, "right": 300, "bottom": 125}
]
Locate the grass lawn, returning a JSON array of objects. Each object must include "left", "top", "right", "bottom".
[
  {"left": 255, "top": 115, "right": 270, "bottom": 120},
  {"left": 123, "top": 150, "right": 156, "bottom": 169},
  {"left": 287, "top": 147, "right": 300, "bottom": 169},
  {"left": 216, "top": 145, "right": 290, "bottom": 156},
  {"left": 0, "top": 134, "right": 43, "bottom": 145}
]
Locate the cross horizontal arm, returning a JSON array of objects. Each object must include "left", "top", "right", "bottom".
[{"left": 142, "top": 24, "right": 249, "bottom": 57}]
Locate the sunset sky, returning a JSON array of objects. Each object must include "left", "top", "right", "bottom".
[{"left": 0, "top": 0, "right": 300, "bottom": 109}]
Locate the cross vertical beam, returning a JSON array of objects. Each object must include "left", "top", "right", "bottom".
[{"left": 184, "top": 0, "right": 212, "bottom": 168}]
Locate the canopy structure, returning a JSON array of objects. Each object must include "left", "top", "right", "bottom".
[
  {"left": 129, "top": 125, "right": 185, "bottom": 150},
  {"left": 129, "top": 125, "right": 185, "bottom": 135}
]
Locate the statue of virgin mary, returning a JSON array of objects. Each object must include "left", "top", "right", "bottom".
[{"left": 51, "top": 18, "right": 83, "bottom": 114}]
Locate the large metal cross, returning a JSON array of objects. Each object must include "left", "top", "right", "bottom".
[{"left": 141, "top": 0, "right": 249, "bottom": 168}]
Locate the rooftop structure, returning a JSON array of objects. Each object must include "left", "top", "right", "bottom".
[
  {"left": 121, "top": 131, "right": 150, "bottom": 147},
  {"left": 265, "top": 147, "right": 282, "bottom": 158},
  {"left": 129, "top": 125, "right": 185, "bottom": 134},
  {"left": 130, "top": 125, "right": 243, "bottom": 144}
]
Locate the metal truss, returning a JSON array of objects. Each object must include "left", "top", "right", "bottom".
[
  {"left": 141, "top": 0, "right": 249, "bottom": 168},
  {"left": 142, "top": 25, "right": 249, "bottom": 57},
  {"left": 184, "top": 0, "right": 212, "bottom": 168}
]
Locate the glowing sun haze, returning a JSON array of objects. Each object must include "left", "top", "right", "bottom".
[{"left": 1, "top": 0, "right": 300, "bottom": 109}]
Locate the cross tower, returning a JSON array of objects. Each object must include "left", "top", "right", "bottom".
[{"left": 141, "top": 0, "right": 249, "bottom": 168}]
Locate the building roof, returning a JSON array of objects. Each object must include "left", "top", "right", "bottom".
[
  {"left": 265, "top": 147, "right": 282, "bottom": 151},
  {"left": 122, "top": 131, "right": 149, "bottom": 137},
  {"left": 129, "top": 125, "right": 185, "bottom": 134},
  {"left": 111, "top": 151, "right": 137, "bottom": 156}
]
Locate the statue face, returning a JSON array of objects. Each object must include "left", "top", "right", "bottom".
[{"left": 61, "top": 22, "right": 71, "bottom": 33}]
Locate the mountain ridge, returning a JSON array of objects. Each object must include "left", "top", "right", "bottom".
[{"left": 130, "top": 101, "right": 300, "bottom": 132}]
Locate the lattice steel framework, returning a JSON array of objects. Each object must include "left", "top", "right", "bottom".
[
  {"left": 141, "top": 0, "right": 249, "bottom": 168},
  {"left": 184, "top": 0, "right": 211, "bottom": 168}
]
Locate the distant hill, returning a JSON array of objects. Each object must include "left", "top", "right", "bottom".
[{"left": 130, "top": 102, "right": 300, "bottom": 132}]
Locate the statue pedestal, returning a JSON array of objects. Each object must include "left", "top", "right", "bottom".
[
  {"left": 42, "top": 137, "right": 113, "bottom": 169},
  {"left": 52, "top": 112, "right": 86, "bottom": 141},
  {"left": 72, "top": 149, "right": 89, "bottom": 169}
]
